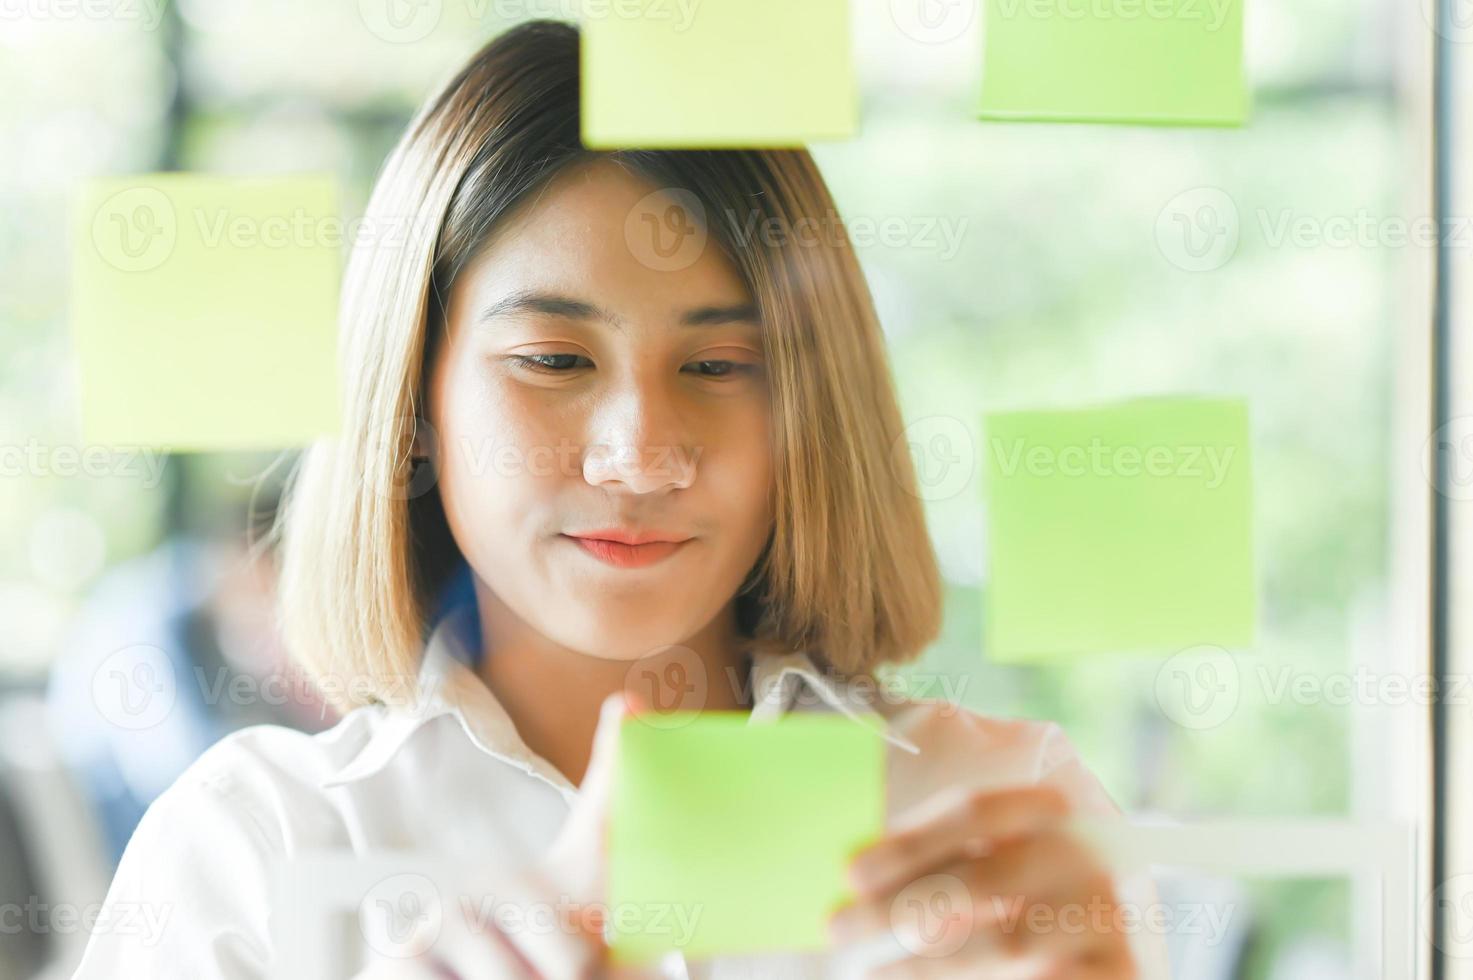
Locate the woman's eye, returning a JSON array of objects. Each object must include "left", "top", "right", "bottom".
[
  {"left": 511, "top": 353, "right": 589, "bottom": 372},
  {"left": 685, "top": 360, "right": 756, "bottom": 378}
]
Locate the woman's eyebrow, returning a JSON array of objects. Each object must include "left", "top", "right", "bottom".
[
  {"left": 679, "top": 303, "right": 760, "bottom": 327},
  {"left": 477, "top": 290, "right": 610, "bottom": 326},
  {"left": 478, "top": 292, "right": 759, "bottom": 329}
]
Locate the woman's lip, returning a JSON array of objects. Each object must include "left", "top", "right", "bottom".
[
  {"left": 566, "top": 529, "right": 691, "bottom": 546},
  {"left": 563, "top": 535, "right": 689, "bottom": 569}
]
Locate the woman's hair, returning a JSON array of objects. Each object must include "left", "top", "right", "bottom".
[{"left": 276, "top": 19, "right": 942, "bottom": 710}]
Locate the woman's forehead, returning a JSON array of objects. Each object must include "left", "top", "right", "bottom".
[{"left": 447, "top": 161, "right": 753, "bottom": 322}]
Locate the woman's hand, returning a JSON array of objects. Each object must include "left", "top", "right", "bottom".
[
  {"left": 828, "top": 785, "right": 1137, "bottom": 980},
  {"left": 355, "top": 694, "right": 649, "bottom": 980}
]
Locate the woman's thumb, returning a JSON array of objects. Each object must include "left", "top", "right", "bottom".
[
  {"left": 545, "top": 693, "right": 629, "bottom": 899},
  {"left": 579, "top": 692, "right": 630, "bottom": 807}
]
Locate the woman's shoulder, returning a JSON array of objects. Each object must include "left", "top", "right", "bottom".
[
  {"left": 114, "top": 702, "right": 392, "bottom": 882},
  {"left": 123, "top": 705, "right": 391, "bottom": 877},
  {"left": 70, "top": 705, "right": 390, "bottom": 979},
  {"left": 168, "top": 701, "right": 386, "bottom": 800}
]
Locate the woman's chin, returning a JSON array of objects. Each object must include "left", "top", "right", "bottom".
[{"left": 551, "top": 615, "right": 703, "bottom": 663}]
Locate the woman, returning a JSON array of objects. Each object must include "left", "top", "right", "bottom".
[{"left": 74, "top": 20, "right": 1167, "bottom": 980}]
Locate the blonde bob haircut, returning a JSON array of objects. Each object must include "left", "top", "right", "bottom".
[{"left": 277, "top": 19, "right": 943, "bottom": 712}]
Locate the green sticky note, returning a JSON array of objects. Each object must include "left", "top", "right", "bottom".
[
  {"left": 581, "top": 0, "right": 856, "bottom": 148},
  {"left": 71, "top": 174, "right": 341, "bottom": 451},
  {"left": 983, "top": 398, "right": 1256, "bottom": 661},
  {"left": 979, "top": 0, "right": 1247, "bottom": 126},
  {"left": 608, "top": 712, "right": 884, "bottom": 965}
]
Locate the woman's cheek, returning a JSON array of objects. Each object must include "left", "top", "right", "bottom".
[
  {"left": 445, "top": 368, "right": 560, "bottom": 478},
  {"left": 708, "top": 412, "right": 776, "bottom": 544}
]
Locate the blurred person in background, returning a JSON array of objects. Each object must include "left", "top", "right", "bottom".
[{"left": 44, "top": 473, "right": 327, "bottom": 866}]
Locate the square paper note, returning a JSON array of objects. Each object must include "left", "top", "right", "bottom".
[
  {"left": 581, "top": 0, "right": 856, "bottom": 148},
  {"left": 71, "top": 174, "right": 341, "bottom": 451},
  {"left": 979, "top": 0, "right": 1247, "bottom": 125},
  {"left": 983, "top": 397, "right": 1256, "bottom": 661},
  {"left": 608, "top": 711, "right": 884, "bottom": 965}
]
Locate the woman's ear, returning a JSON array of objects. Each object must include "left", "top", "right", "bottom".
[{"left": 410, "top": 419, "right": 434, "bottom": 460}]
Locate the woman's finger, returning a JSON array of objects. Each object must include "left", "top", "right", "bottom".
[
  {"left": 868, "top": 943, "right": 1057, "bottom": 980},
  {"left": 868, "top": 942, "right": 1137, "bottom": 980},
  {"left": 957, "top": 835, "right": 1121, "bottom": 962},
  {"left": 848, "top": 785, "right": 1072, "bottom": 898},
  {"left": 478, "top": 869, "right": 605, "bottom": 979},
  {"left": 545, "top": 692, "right": 630, "bottom": 895},
  {"left": 865, "top": 917, "right": 1135, "bottom": 980},
  {"left": 416, "top": 898, "right": 544, "bottom": 980},
  {"left": 833, "top": 832, "right": 1114, "bottom": 958}
]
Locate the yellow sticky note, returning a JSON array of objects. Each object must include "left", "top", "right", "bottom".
[
  {"left": 983, "top": 397, "right": 1256, "bottom": 661},
  {"left": 581, "top": 0, "right": 856, "bottom": 148},
  {"left": 71, "top": 174, "right": 341, "bottom": 451},
  {"left": 608, "top": 712, "right": 884, "bottom": 965},
  {"left": 980, "top": 0, "right": 1248, "bottom": 126}
]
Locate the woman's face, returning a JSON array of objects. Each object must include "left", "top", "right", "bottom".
[{"left": 428, "top": 160, "right": 774, "bottom": 661}]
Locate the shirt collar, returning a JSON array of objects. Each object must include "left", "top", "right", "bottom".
[{"left": 318, "top": 609, "right": 918, "bottom": 793}]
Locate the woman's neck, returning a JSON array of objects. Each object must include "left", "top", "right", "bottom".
[{"left": 470, "top": 584, "right": 752, "bottom": 788}]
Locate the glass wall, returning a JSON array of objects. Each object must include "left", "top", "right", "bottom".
[{"left": 0, "top": 1, "right": 1437, "bottom": 977}]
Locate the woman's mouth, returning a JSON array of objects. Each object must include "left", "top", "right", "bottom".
[{"left": 561, "top": 532, "right": 690, "bottom": 569}]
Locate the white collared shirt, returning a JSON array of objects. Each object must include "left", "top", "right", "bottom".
[{"left": 72, "top": 614, "right": 1172, "bottom": 979}]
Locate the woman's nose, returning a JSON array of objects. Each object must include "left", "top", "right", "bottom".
[{"left": 582, "top": 384, "right": 697, "bottom": 494}]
